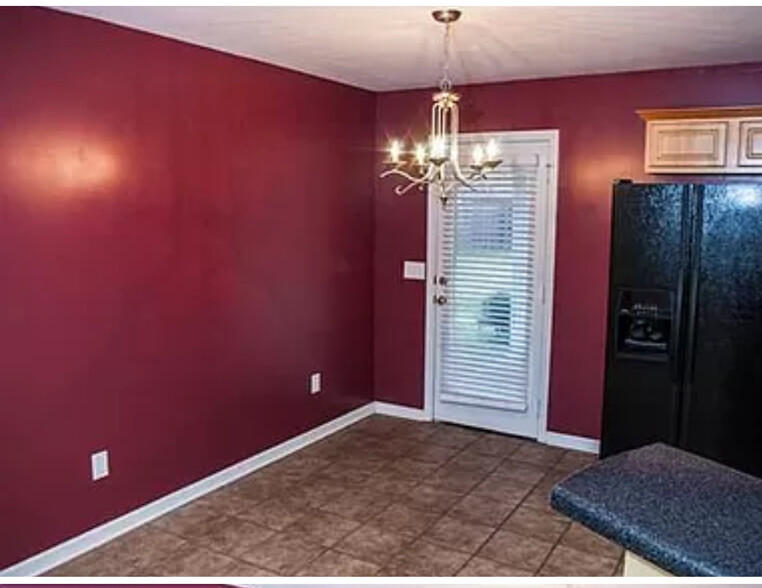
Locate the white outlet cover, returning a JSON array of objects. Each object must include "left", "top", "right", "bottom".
[
  {"left": 91, "top": 450, "right": 109, "bottom": 481},
  {"left": 310, "top": 372, "right": 321, "bottom": 394},
  {"left": 403, "top": 260, "right": 426, "bottom": 280}
]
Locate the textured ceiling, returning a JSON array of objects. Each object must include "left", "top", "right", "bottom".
[{"left": 58, "top": 6, "right": 762, "bottom": 91}]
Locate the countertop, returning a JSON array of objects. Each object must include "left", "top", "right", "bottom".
[{"left": 550, "top": 442, "right": 762, "bottom": 576}]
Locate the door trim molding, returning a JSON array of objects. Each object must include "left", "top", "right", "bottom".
[{"left": 423, "top": 129, "right": 560, "bottom": 440}]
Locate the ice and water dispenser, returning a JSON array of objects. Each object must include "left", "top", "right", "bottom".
[{"left": 615, "top": 288, "right": 674, "bottom": 360}]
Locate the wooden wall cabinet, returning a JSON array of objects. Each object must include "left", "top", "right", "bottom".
[{"left": 638, "top": 106, "right": 762, "bottom": 174}]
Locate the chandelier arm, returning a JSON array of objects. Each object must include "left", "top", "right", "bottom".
[
  {"left": 380, "top": 167, "right": 424, "bottom": 184},
  {"left": 382, "top": 164, "right": 438, "bottom": 195},
  {"left": 450, "top": 158, "right": 473, "bottom": 188}
]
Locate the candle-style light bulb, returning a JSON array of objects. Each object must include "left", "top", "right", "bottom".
[
  {"left": 389, "top": 140, "right": 402, "bottom": 165},
  {"left": 415, "top": 143, "right": 427, "bottom": 166},
  {"left": 430, "top": 136, "right": 447, "bottom": 160},
  {"left": 486, "top": 139, "right": 499, "bottom": 162},
  {"left": 472, "top": 144, "right": 485, "bottom": 167}
]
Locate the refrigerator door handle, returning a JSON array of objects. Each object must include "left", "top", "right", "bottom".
[
  {"left": 683, "top": 264, "right": 701, "bottom": 386},
  {"left": 671, "top": 267, "right": 685, "bottom": 383}
]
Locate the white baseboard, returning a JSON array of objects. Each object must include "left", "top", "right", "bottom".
[
  {"left": 374, "top": 401, "right": 431, "bottom": 421},
  {"left": 4, "top": 397, "right": 599, "bottom": 576},
  {"left": 0, "top": 402, "right": 375, "bottom": 577},
  {"left": 544, "top": 431, "right": 600, "bottom": 454}
]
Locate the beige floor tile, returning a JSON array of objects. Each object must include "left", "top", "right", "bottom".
[
  {"left": 235, "top": 497, "right": 306, "bottom": 531},
  {"left": 466, "top": 433, "right": 525, "bottom": 458},
  {"left": 559, "top": 522, "right": 624, "bottom": 559},
  {"left": 149, "top": 545, "right": 239, "bottom": 576},
  {"left": 319, "top": 488, "right": 393, "bottom": 522},
  {"left": 41, "top": 417, "right": 617, "bottom": 578},
  {"left": 427, "top": 425, "right": 482, "bottom": 450},
  {"left": 501, "top": 505, "right": 571, "bottom": 543},
  {"left": 405, "top": 442, "right": 461, "bottom": 465},
  {"left": 296, "top": 549, "right": 380, "bottom": 576},
  {"left": 423, "top": 516, "right": 495, "bottom": 554},
  {"left": 555, "top": 449, "right": 598, "bottom": 472},
  {"left": 196, "top": 515, "right": 275, "bottom": 558},
  {"left": 237, "top": 532, "right": 324, "bottom": 575},
  {"left": 381, "top": 457, "right": 440, "bottom": 481},
  {"left": 223, "top": 560, "right": 278, "bottom": 576},
  {"left": 151, "top": 501, "right": 224, "bottom": 539},
  {"left": 448, "top": 450, "right": 503, "bottom": 472},
  {"left": 449, "top": 493, "right": 519, "bottom": 527},
  {"left": 108, "top": 526, "right": 190, "bottom": 570},
  {"left": 457, "top": 556, "right": 533, "bottom": 576},
  {"left": 281, "top": 478, "right": 347, "bottom": 510},
  {"left": 370, "top": 502, "right": 441, "bottom": 538},
  {"left": 197, "top": 486, "right": 263, "bottom": 516},
  {"left": 536, "top": 467, "right": 571, "bottom": 490},
  {"left": 334, "top": 524, "right": 412, "bottom": 566},
  {"left": 405, "top": 484, "right": 464, "bottom": 514},
  {"left": 493, "top": 459, "right": 549, "bottom": 485},
  {"left": 427, "top": 462, "right": 491, "bottom": 493},
  {"left": 477, "top": 529, "right": 555, "bottom": 573},
  {"left": 356, "top": 471, "right": 419, "bottom": 498},
  {"left": 520, "top": 485, "right": 557, "bottom": 515},
  {"left": 284, "top": 509, "right": 361, "bottom": 546},
  {"left": 538, "top": 544, "right": 619, "bottom": 576},
  {"left": 384, "top": 538, "right": 471, "bottom": 576},
  {"left": 470, "top": 472, "right": 535, "bottom": 503},
  {"left": 512, "top": 443, "right": 566, "bottom": 467},
  {"left": 314, "top": 462, "right": 373, "bottom": 486}
]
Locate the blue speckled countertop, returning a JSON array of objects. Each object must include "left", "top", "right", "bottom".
[{"left": 550, "top": 443, "right": 762, "bottom": 576}]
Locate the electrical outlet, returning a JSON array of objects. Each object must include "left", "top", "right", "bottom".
[
  {"left": 310, "top": 372, "right": 321, "bottom": 394},
  {"left": 91, "top": 450, "right": 109, "bottom": 481}
]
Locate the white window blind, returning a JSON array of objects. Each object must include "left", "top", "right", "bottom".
[{"left": 438, "top": 153, "right": 541, "bottom": 412}]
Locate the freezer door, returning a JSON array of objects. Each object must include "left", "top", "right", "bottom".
[
  {"left": 601, "top": 182, "right": 689, "bottom": 457},
  {"left": 681, "top": 183, "right": 762, "bottom": 478}
]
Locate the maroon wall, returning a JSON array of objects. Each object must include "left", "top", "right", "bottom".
[
  {"left": 0, "top": 8, "right": 375, "bottom": 569},
  {"left": 374, "top": 63, "right": 762, "bottom": 439}
]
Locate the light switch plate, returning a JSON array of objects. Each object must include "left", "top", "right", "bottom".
[
  {"left": 310, "top": 372, "right": 321, "bottom": 394},
  {"left": 91, "top": 450, "right": 109, "bottom": 481},
  {"left": 403, "top": 260, "right": 426, "bottom": 281}
]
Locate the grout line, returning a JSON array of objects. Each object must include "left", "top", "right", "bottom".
[{"left": 48, "top": 415, "right": 605, "bottom": 577}]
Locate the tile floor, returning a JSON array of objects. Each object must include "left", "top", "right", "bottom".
[{"left": 48, "top": 415, "right": 624, "bottom": 577}]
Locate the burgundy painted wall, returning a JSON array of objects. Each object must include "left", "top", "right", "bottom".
[
  {"left": 374, "top": 63, "right": 762, "bottom": 439},
  {"left": 0, "top": 8, "right": 375, "bottom": 568}
]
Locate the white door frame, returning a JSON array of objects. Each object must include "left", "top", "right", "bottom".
[{"left": 422, "top": 129, "right": 559, "bottom": 443}]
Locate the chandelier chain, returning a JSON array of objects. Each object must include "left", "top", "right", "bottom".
[{"left": 439, "top": 21, "right": 452, "bottom": 92}]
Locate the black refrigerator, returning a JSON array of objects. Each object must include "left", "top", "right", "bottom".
[{"left": 601, "top": 180, "right": 762, "bottom": 478}]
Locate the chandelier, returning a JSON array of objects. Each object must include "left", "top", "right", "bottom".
[{"left": 380, "top": 9, "right": 502, "bottom": 200}]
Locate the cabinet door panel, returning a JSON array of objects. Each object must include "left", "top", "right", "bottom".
[
  {"left": 737, "top": 119, "right": 762, "bottom": 168},
  {"left": 646, "top": 120, "right": 727, "bottom": 171}
]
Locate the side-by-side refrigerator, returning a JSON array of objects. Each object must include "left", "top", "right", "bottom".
[{"left": 601, "top": 181, "right": 762, "bottom": 478}]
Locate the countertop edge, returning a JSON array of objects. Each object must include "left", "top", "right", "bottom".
[{"left": 550, "top": 484, "right": 726, "bottom": 577}]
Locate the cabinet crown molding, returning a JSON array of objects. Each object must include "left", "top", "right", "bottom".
[{"left": 637, "top": 105, "right": 762, "bottom": 121}]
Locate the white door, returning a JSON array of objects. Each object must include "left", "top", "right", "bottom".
[{"left": 428, "top": 131, "right": 558, "bottom": 439}]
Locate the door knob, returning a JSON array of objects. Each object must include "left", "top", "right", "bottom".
[{"left": 434, "top": 294, "right": 448, "bottom": 305}]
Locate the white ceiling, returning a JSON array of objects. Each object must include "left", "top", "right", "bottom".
[{"left": 59, "top": 6, "right": 762, "bottom": 91}]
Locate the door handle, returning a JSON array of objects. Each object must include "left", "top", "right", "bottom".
[{"left": 434, "top": 294, "right": 448, "bottom": 305}]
